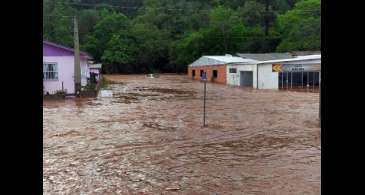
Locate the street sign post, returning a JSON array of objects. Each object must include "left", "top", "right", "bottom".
[{"left": 201, "top": 72, "right": 207, "bottom": 127}]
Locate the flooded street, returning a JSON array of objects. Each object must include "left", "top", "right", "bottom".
[{"left": 43, "top": 74, "right": 320, "bottom": 194}]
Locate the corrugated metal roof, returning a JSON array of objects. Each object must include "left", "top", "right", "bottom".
[
  {"left": 190, "top": 55, "right": 257, "bottom": 67},
  {"left": 258, "top": 55, "right": 321, "bottom": 64},
  {"left": 236, "top": 53, "right": 293, "bottom": 61}
]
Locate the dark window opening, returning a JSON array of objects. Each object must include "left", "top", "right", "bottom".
[
  {"left": 192, "top": 70, "right": 195, "bottom": 77},
  {"left": 229, "top": 68, "right": 237, "bottom": 73},
  {"left": 279, "top": 71, "right": 320, "bottom": 92},
  {"left": 213, "top": 70, "right": 218, "bottom": 78}
]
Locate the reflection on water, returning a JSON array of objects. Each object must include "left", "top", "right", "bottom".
[{"left": 44, "top": 74, "right": 320, "bottom": 194}]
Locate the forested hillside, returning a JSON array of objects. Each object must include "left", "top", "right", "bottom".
[{"left": 43, "top": 0, "right": 320, "bottom": 73}]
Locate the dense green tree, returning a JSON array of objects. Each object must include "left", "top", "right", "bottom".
[
  {"left": 101, "top": 34, "right": 135, "bottom": 73},
  {"left": 78, "top": 9, "right": 100, "bottom": 45},
  {"left": 43, "top": 0, "right": 321, "bottom": 74},
  {"left": 84, "top": 9, "right": 131, "bottom": 61},
  {"left": 129, "top": 22, "right": 169, "bottom": 73},
  {"left": 276, "top": 0, "right": 321, "bottom": 51},
  {"left": 43, "top": 0, "right": 76, "bottom": 47}
]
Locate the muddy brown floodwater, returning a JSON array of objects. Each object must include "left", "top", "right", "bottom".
[{"left": 43, "top": 74, "right": 320, "bottom": 195}]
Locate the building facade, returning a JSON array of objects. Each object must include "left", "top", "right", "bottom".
[
  {"left": 188, "top": 53, "right": 321, "bottom": 91},
  {"left": 188, "top": 64, "right": 227, "bottom": 84},
  {"left": 43, "top": 41, "right": 91, "bottom": 95},
  {"left": 187, "top": 55, "right": 252, "bottom": 84},
  {"left": 257, "top": 55, "right": 321, "bottom": 90}
]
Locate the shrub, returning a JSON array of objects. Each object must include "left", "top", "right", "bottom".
[{"left": 54, "top": 90, "right": 66, "bottom": 98}]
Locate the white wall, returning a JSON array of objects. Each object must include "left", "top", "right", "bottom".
[
  {"left": 43, "top": 56, "right": 89, "bottom": 95},
  {"left": 226, "top": 64, "right": 257, "bottom": 88},
  {"left": 257, "top": 64, "right": 279, "bottom": 89},
  {"left": 80, "top": 58, "right": 89, "bottom": 87}
]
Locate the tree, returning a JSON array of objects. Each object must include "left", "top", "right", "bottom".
[
  {"left": 101, "top": 34, "right": 135, "bottom": 73},
  {"left": 43, "top": 0, "right": 320, "bottom": 74},
  {"left": 43, "top": 0, "right": 76, "bottom": 47},
  {"left": 84, "top": 9, "right": 131, "bottom": 61},
  {"left": 170, "top": 31, "right": 205, "bottom": 72},
  {"left": 129, "top": 22, "right": 169, "bottom": 73},
  {"left": 276, "top": 0, "right": 321, "bottom": 51},
  {"left": 78, "top": 9, "right": 100, "bottom": 45}
]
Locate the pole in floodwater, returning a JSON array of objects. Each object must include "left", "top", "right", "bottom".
[
  {"left": 74, "top": 15, "right": 81, "bottom": 96},
  {"left": 201, "top": 71, "right": 207, "bottom": 127},
  {"left": 203, "top": 80, "right": 207, "bottom": 127},
  {"left": 319, "top": 71, "right": 321, "bottom": 125}
]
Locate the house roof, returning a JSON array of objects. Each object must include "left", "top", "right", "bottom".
[
  {"left": 258, "top": 55, "right": 321, "bottom": 65},
  {"left": 43, "top": 40, "right": 92, "bottom": 59},
  {"left": 190, "top": 54, "right": 258, "bottom": 67},
  {"left": 236, "top": 53, "right": 293, "bottom": 61}
]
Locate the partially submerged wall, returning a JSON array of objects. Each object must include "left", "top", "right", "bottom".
[{"left": 188, "top": 64, "right": 227, "bottom": 84}]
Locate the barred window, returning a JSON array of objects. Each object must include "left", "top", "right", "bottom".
[{"left": 43, "top": 63, "right": 58, "bottom": 80}]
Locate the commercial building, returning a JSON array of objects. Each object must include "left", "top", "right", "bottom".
[
  {"left": 227, "top": 53, "right": 293, "bottom": 88},
  {"left": 187, "top": 54, "right": 257, "bottom": 84},
  {"left": 257, "top": 54, "right": 321, "bottom": 90},
  {"left": 187, "top": 53, "right": 321, "bottom": 92}
]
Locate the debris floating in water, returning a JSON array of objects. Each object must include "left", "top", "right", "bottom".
[
  {"left": 146, "top": 74, "right": 160, "bottom": 78},
  {"left": 99, "top": 90, "right": 113, "bottom": 97}
]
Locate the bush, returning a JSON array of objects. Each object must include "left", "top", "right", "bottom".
[{"left": 54, "top": 90, "right": 66, "bottom": 98}]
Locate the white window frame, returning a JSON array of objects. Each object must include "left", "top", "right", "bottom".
[{"left": 43, "top": 62, "right": 58, "bottom": 81}]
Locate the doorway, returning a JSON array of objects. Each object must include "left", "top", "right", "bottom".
[{"left": 240, "top": 71, "right": 253, "bottom": 87}]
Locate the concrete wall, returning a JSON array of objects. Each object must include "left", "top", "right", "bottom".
[
  {"left": 188, "top": 65, "right": 227, "bottom": 84},
  {"left": 81, "top": 58, "right": 89, "bottom": 87},
  {"left": 257, "top": 63, "right": 279, "bottom": 89},
  {"left": 187, "top": 63, "right": 279, "bottom": 89},
  {"left": 43, "top": 56, "right": 89, "bottom": 95},
  {"left": 226, "top": 64, "right": 257, "bottom": 88}
]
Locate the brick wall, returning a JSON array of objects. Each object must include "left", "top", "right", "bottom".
[{"left": 188, "top": 65, "right": 227, "bottom": 84}]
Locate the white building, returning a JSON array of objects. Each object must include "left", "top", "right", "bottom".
[
  {"left": 257, "top": 55, "right": 321, "bottom": 90},
  {"left": 226, "top": 54, "right": 321, "bottom": 90},
  {"left": 227, "top": 53, "right": 293, "bottom": 88},
  {"left": 226, "top": 60, "right": 259, "bottom": 88}
]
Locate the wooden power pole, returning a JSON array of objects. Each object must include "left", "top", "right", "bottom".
[{"left": 74, "top": 16, "right": 81, "bottom": 96}]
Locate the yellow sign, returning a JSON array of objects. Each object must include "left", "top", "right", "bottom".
[{"left": 272, "top": 64, "right": 282, "bottom": 72}]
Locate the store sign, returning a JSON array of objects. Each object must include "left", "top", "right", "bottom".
[{"left": 272, "top": 63, "right": 321, "bottom": 72}]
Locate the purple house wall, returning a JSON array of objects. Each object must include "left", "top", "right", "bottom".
[{"left": 43, "top": 41, "right": 92, "bottom": 95}]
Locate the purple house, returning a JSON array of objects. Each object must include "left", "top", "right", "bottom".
[{"left": 43, "top": 41, "right": 92, "bottom": 95}]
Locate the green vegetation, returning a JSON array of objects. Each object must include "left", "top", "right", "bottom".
[
  {"left": 43, "top": 0, "right": 320, "bottom": 74},
  {"left": 100, "top": 76, "right": 112, "bottom": 90},
  {"left": 44, "top": 89, "right": 67, "bottom": 99}
]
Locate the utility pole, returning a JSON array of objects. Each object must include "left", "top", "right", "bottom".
[
  {"left": 319, "top": 71, "right": 321, "bottom": 125},
  {"left": 203, "top": 78, "right": 207, "bottom": 127},
  {"left": 201, "top": 72, "right": 207, "bottom": 127},
  {"left": 74, "top": 15, "right": 81, "bottom": 96}
]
